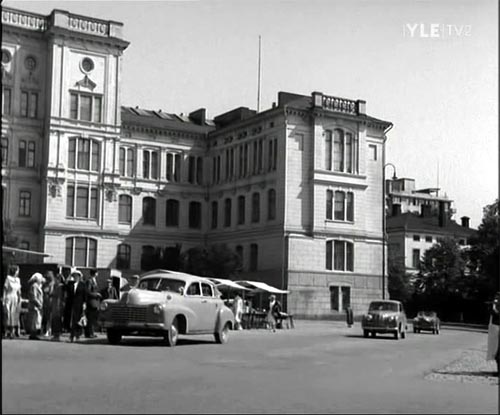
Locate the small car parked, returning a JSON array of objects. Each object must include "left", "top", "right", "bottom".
[
  {"left": 413, "top": 311, "right": 440, "bottom": 334},
  {"left": 99, "top": 270, "right": 235, "bottom": 347},
  {"left": 361, "top": 300, "right": 408, "bottom": 339}
]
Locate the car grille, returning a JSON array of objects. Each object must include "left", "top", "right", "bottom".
[{"left": 110, "top": 305, "right": 148, "bottom": 323}]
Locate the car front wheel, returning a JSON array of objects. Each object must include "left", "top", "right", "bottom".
[
  {"left": 215, "top": 322, "right": 230, "bottom": 344},
  {"left": 107, "top": 329, "right": 122, "bottom": 345},
  {"left": 164, "top": 317, "right": 179, "bottom": 347},
  {"left": 394, "top": 328, "right": 400, "bottom": 340}
]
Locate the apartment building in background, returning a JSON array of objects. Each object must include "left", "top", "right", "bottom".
[{"left": 2, "top": 6, "right": 393, "bottom": 318}]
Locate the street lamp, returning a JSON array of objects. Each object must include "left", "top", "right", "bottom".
[{"left": 382, "top": 162, "right": 397, "bottom": 300}]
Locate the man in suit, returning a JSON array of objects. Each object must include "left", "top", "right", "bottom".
[
  {"left": 84, "top": 269, "right": 101, "bottom": 338},
  {"left": 66, "top": 270, "right": 87, "bottom": 342},
  {"left": 101, "top": 278, "right": 119, "bottom": 300}
]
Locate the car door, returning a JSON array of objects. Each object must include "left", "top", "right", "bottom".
[
  {"left": 199, "top": 282, "right": 219, "bottom": 332},
  {"left": 184, "top": 282, "right": 203, "bottom": 332}
]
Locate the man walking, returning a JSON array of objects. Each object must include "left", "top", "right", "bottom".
[{"left": 85, "top": 269, "right": 101, "bottom": 338}]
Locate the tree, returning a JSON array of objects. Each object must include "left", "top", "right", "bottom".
[
  {"left": 180, "top": 243, "right": 241, "bottom": 278},
  {"left": 388, "top": 258, "right": 414, "bottom": 303}
]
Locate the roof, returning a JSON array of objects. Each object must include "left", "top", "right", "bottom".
[
  {"left": 386, "top": 213, "right": 476, "bottom": 236},
  {"left": 139, "top": 269, "right": 212, "bottom": 284},
  {"left": 121, "top": 107, "right": 215, "bottom": 134}
]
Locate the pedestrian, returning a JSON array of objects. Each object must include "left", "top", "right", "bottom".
[
  {"left": 41, "top": 271, "right": 55, "bottom": 337},
  {"left": 66, "top": 270, "right": 87, "bottom": 343},
  {"left": 487, "top": 291, "right": 500, "bottom": 374},
  {"left": 27, "top": 272, "right": 45, "bottom": 340},
  {"left": 232, "top": 294, "right": 244, "bottom": 330},
  {"left": 50, "top": 272, "right": 66, "bottom": 341},
  {"left": 62, "top": 271, "right": 75, "bottom": 333},
  {"left": 101, "top": 278, "right": 119, "bottom": 300},
  {"left": 120, "top": 274, "right": 140, "bottom": 292},
  {"left": 267, "top": 294, "right": 282, "bottom": 332},
  {"left": 84, "top": 269, "right": 101, "bottom": 338},
  {"left": 3, "top": 265, "right": 22, "bottom": 339}
]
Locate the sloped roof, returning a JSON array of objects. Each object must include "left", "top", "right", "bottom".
[{"left": 386, "top": 212, "right": 476, "bottom": 237}]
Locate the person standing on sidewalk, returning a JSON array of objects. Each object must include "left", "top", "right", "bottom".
[
  {"left": 486, "top": 291, "right": 499, "bottom": 374},
  {"left": 27, "top": 273, "right": 45, "bottom": 340},
  {"left": 67, "top": 270, "right": 86, "bottom": 342},
  {"left": 50, "top": 272, "right": 66, "bottom": 341},
  {"left": 3, "top": 265, "right": 22, "bottom": 339},
  {"left": 84, "top": 269, "right": 101, "bottom": 338}
]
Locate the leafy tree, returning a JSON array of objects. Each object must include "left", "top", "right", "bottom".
[
  {"left": 388, "top": 258, "right": 414, "bottom": 303},
  {"left": 181, "top": 243, "right": 241, "bottom": 278}
]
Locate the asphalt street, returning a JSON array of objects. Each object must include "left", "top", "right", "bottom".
[{"left": 2, "top": 321, "right": 498, "bottom": 414}]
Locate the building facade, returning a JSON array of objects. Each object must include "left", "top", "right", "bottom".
[{"left": 2, "top": 6, "right": 393, "bottom": 318}]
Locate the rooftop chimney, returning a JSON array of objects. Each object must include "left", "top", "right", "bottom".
[
  {"left": 189, "top": 108, "right": 206, "bottom": 125},
  {"left": 438, "top": 201, "right": 448, "bottom": 227},
  {"left": 461, "top": 216, "right": 470, "bottom": 228}
]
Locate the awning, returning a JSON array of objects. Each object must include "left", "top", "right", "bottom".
[
  {"left": 235, "top": 280, "right": 289, "bottom": 294},
  {"left": 2, "top": 246, "right": 51, "bottom": 257},
  {"left": 207, "top": 278, "right": 252, "bottom": 290}
]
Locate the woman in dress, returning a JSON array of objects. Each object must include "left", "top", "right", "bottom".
[
  {"left": 41, "top": 271, "right": 55, "bottom": 337},
  {"left": 27, "top": 272, "right": 45, "bottom": 340},
  {"left": 50, "top": 272, "right": 66, "bottom": 341},
  {"left": 3, "top": 265, "right": 22, "bottom": 339}
]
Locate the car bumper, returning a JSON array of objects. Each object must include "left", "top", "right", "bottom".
[
  {"left": 362, "top": 326, "right": 398, "bottom": 333},
  {"left": 101, "top": 321, "right": 166, "bottom": 330}
]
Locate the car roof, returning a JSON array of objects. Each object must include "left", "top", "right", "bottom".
[
  {"left": 139, "top": 269, "right": 216, "bottom": 285},
  {"left": 370, "top": 300, "right": 401, "bottom": 304}
]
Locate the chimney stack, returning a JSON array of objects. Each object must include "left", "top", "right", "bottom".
[
  {"left": 391, "top": 203, "right": 401, "bottom": 217},
  {"left": 438, "top": 201, "right": 448, "bottom": 227},
  {"left": 461, "top": 216, "right": 470, "bottom": 228},
  {"left": 189, "top": 108, "right": 206, "bottom": 125}
]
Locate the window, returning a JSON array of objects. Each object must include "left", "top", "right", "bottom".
[
  {"left": 65, "top": 237, "right": 97, "bottom": 267},
  {"left": 196, "top": 157, "right": 203, "bottom": 185},
  {"left": 119, "top": 147, "right": 135, "bottom": 177},
  {"left": 412, "top": 249, "right": 420, "bottom": 268},
  {"left": 142, "top": 150, "right": 159, "bottom": 180},
  {"left": 201, "top": 283, "right": 213, "bottom": 297},
  {"left": 186, "top": 282, "right": 201, "bottom": 296},
  {"left": 141, "top": 245, "right": 156, "bottom": 271},
  {"left": 142, "top": 197, "right": 156, "bottom": 225},
  {"left": 27, "top": 142, "right": 35, "bottom": 167},
  {"left": 333, "top": 191, "right": 354, "bottom": 222},
  {"left": 116, "top": 244, "right": 131, "bottom": 269},
  {"left": 237, "top": 196, "right": 245, "bottom": 225},
  {"left": 325, "top": 130, "right": 332, "bottom": 170},
  {"left": 69, "top": 92, "right": 102, "bottom": 123},
  {"left": 19, "top": 191, "right": 31, "bottom": 216},
  {"left": 268, "top": 138, "right": 277, "bottom": 171},
  {"left": 243, "top": 143, "right": 249, "bottom": 177},
  {"left": 166, "top": 199, "right": 179, "bottom": 227},
  {"left": 326, "top": 190, "right": 333, "bottom": 220},
  {"left": 250, "top": 243, "right": 258, "bottom": 271},
  {"left": 189, "top": 201, "right": 202, "bottom": 229},
  {"left": 251, "top": 192, "right": 260, "bottom": 223},
  {"left": 18, "top": 141, "right": 26, "bottom": 167},
  {"left": 413, "top": 235, "right": 420, "bottom": 242},
  {"left": 20, "top": 91, "right": 38, "bottom": 118},
  {"left": 1, "top": 137, "right": 7, "bottom": 166},
  {"left": 118, "top": 195, "right": 132, "bottom": 224},
  {"left": 369, "top": 144, "right": 377, "bottom": 161},
  {"left": 211, "top": 201, "right": 218, "bottom": 229},
  {"left": 2, "top": 87, "right": 11, "bottom": 115},
  {"left": 66, "top": 184, "right": 99, "bottom": 219},
  {"left": 258, "top": 139, "right": 264, "bottom": 173},
  {"left": 267, "top": 189, "right": 276, "bottom": 220},
  {"left": 330, "top": 286, "right": 339, "bottom": 311},
  {"left": 166, "top": 153, "right": 181, "bottom": 182},
  {"left": 68, "top": 137, "right": 100, "bottom": 172},
  {"left": 188, "top": 156, "right": 196, "bottom": 184},
  {"left": 18, "top": 140, "right": 36, "bottom": 168},
  {"left": 326, "top": 240, "right": 354, "bottom": 271},
  {"left": 341, "top": 286, "right": 351, "bottom": 310},
  {"left": 425, "top": 236, "right": 433, "bottom": 243},
  {"left": 238, "top": 146, "right": 244, "bottom": 178},
  {"left": 236, "top": 245, "right": 243, "bottom": 269},
  {"left": 224, "top": 198, "right": 232, "bottom": 227}
]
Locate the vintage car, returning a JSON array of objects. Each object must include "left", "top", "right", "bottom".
[
  {"left": 361, "top": 300, "right": 408, "bottom": 339},
  {"left": 99, "top": 270, "right": 235, "bottom": 347},
  {"left": 413, "top": 311, "right": 440, "bottom": 334}
]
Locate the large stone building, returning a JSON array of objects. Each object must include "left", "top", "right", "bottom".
[{"left": 1, "top": 6, "right": 393, "bottom": 318}]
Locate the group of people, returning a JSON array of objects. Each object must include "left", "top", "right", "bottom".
[
  {"left": 2, "top": 265, "right": 124, "bottom": 342},
  {"left": 230, "top": 293, "right": 283, "bottom": 332}
]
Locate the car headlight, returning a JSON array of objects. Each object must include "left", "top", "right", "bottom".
[
  {"left": 100, "top": 302, "right": 108, "bottom": 311},
  {"left": 153, "top": 304, "right": 163, "bottom": 314},
  {"left": 365, "top": 314, "right": 373, "bottom": 321},
  {"left": 388, "top": 315, "right": 396, "bottom": 320}
]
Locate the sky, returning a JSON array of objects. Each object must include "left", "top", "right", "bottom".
[{"left": 4, "top": 0, "right": 498, "bottom": 228}]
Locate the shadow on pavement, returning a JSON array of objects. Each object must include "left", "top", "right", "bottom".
[
  {"left": 74, "top": 336, "right": 216, "bottom": 347},
  {"left": 344, "top": 334, "right": 400, "bottom": 341},
  {"left": 435, "top": 370, "right": 499, "bottom": 378}
]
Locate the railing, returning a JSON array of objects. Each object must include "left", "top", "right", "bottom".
[
  {"left": 322, "top": 95, "right": 358, "bottom": 115},
  {"left": 1, "top": 8, "right": 48, "bottom": 32}
]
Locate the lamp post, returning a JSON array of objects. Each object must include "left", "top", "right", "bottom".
[{"left": 382, "top": 163, "right": 397, "bottom": 300}]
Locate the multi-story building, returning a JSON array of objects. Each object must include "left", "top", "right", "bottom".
[{"left": 2, "top": 6, "right": 393, "bottom": 318}]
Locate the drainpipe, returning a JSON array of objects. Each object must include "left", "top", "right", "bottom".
[{"left": 381, "top": 123, "right": 394, "bottom": 300}]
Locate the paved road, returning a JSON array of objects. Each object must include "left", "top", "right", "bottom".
[{"left": 2, "top": 321, "right": 498, "bottom": 414}]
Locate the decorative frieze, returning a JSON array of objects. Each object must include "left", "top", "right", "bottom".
[
  {"left": 2, "top": 9, "right": 48, "bottom": 32},
  {"left": 68, "top": 16, "right": 109, "bottom": 36}
]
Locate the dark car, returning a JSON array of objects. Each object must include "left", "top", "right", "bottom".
[
  {"left": 413, "top": 311, "right": 440, "bottom": 334},
  {"left": 361, "top": 300, "right": 407, "bottom": 339}
]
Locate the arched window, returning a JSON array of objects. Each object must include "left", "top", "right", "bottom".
[
  {"left": 211, "top": 201, "right": 218, "bottom": 229},
  {"left": 142, "top": 197, "right": 156, "bottom": 225},
  {"left": 189, "top": 201, "right": 202, "bottom": 229},
  {"left": 65, "top": 237, "right": 97, "bottom": 267},
  {"left": 333, "top": 129, "right": 344, "bottom": 172},
  {"left": 251, "top": 192, "right": 260, "bottom": 223},
  {"left": 141, "top": 245, "right": 156, "bottom": 271},
  {"left": 224, "top": 198, "right": 232, "bottom": 227},
  {"left": 118, "top": 195, "right": 132, "bottom": 224},
  {"left": 249, "top": 243, "right": 258, "bottom": 271},
  {"left": 166, "top": 199, "right": 179, "bottom": 227},
  {"left": 267, "top": 189, "right": 276, "bottom": 220},
  {"left": 116, "top": 244, "right": 131, "bottom": 269},
  {"left": 325, "top": 130, "right": 332, "bottom": 170},
  {"left": 237, "top": 195, "right": 245, "bottom": 225},
  {"left": 119, "top": 147, "right": 135, "bottom": 177}
]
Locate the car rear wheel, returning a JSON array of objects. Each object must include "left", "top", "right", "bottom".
[
  {"left": 215, "top": 322, "right": 230, "bottom": 344},
  {"left": 164, "top": 317, "right": 179, "bottom": 347},
  {"left": 107, "top": 329, "right": 122, "bottom": 345}
]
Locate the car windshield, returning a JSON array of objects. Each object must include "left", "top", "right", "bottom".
[
  {"left": 138, "top": 278, "right": 185, "bottom": 293},
  {"left": 369, "top": 302, "right": 399, "bottom": 312},
  {"left": 417, "top": 311, "right": 436, "bottom": 318}
]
